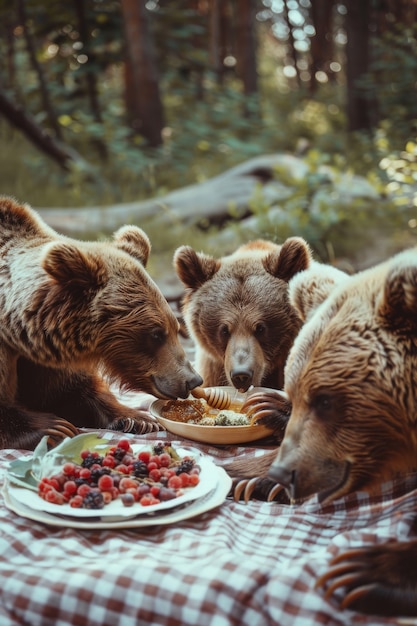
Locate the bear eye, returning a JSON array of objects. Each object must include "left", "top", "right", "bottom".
[
  {"left": 150, "top": 328, "right": 166, "bottom": 345},
  {"left": 312, "top": 393, "right": 334, "bottom": 415},
  {"left": 255, "top": 322, "right": 267, "bottom": 337},
  {"left": 219, "top": 324, "right": 230, "bottom": 338}
]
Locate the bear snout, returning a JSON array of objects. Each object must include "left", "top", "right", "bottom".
[
  {"left": 152, "top": 367, "right": 203, "bottom": 400},
  {"left": 267, "top": 461, "right": 294, "bottom": 491},
  {"left": 230, "top": 368, "right": 253, "bottom": 392}
]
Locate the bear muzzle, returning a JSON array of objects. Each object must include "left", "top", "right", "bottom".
[
  {"left": 152, "top": 367, "right": 203, "bottom": 400},
  {"left": 267, "top": 448, "right": 351, "bottom": 504}
]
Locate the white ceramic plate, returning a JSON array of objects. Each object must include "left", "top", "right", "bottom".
[
  {"left": 7, "top": 447, "right": 217, "bottom": 519},
  {"left": 150, "top": 386, "right": 275, "bottom": 445},
  {"left": 3, "top": 465, "right": 232, "bottom": 529}
]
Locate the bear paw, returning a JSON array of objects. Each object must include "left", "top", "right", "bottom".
[
  {"left": 231, "top": 476, "right": 289, "bottom": 504},
  {"left": 243, "top": 390, "right": 291, "bottom": 443},
  {"left": 316, "top": 541, "right": 417, "bottom": 617},
  {"left": 108, "top": 414, "right": 160, "bottom": 435},
  {"left": 45, "top": 419, "right": 80, "bottom": 447}
]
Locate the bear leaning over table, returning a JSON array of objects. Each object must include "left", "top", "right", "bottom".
[
  {"left": 0, "top": 196, "right": 202, "bottom": 450},
  {"left": 174, "top": 237, "right": 337, "bottom": 393},
  {"left": 245, "top": 246, "right": 417, "bottom": 618}
]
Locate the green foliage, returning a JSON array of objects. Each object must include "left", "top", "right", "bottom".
[{"left": 231, "top": 149, "right": 416, "bottom": 266}]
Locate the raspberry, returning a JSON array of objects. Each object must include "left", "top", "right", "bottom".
[
  {"left": 167, "top": 475, "right": 182, "bottom": 489},
  {"left": 119, "top": 477, "right": 137, "bottom": 492},
  {"left": 178, "top": 472, "right": 190, "bottom": 487},
  {"left": 45, "top": 489, "right": 65, "bottom": 504},
  {"left": 118, "top": 438, "right": 131, "bottom": 452},
  {"left": 63, "top": 480, "right": 77, "bottom": 496},
  {"left": 69, "top": 495, "right": 84, "bottom": 508},
  {"left": 138, "top": 450, "right": 151, "bottom": 464},
  {"left": 102, "top": 491, "right": 113, "bottom": 505},
  {"left": 189, "top": 473, "right": 200, "bottom": 486},
  {"left": 98, "top": 474, "right": 114, "bottom": 491},
  {"left": 62, "top": 463, "right": 76, "bottom": 476},
  {"left": 102, "top": 455, "right": 116, "bottom": 468},
  {"left": 77, "top": 484, "right": 91, "bottom": 498},
  {"left": 149, "top": 468, "right": 161, "bottom": 482},
  {"left": 158, "top": 453, "right": 171, "bottom": 467}
]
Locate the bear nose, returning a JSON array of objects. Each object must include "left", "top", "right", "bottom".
[
  {"left": 230, "top": 368, "right": 253, "bottom": 391},
  {"left": 267, "top": 463, "right": 294, "bottom": 490},
  {"left": 187, "top": 372, "right": 203, "bottom": 393}
]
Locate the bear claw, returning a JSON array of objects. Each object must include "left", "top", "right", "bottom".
[
  {"left": 231, "top": 476, "right": 287, "bottom": 503},
  {"left": 109, "top": 416, "right": 159, "bottom": 435},
  {"left": 45, "top": 419, "right": 80, "bottom": 446}
]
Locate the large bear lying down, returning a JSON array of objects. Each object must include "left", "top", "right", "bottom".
[
  {"left": 174, "top": 237, "right": 316, "bottom": 391},
  {"left": 0, "top": 196, "right": 202, "bottom": 450},
  {"left": 244, "top": 246, "right": 417, "bottom": 617}
]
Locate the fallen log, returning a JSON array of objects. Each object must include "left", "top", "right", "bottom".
[{"left": 36, "top": 153, "right": 309, "bottom": 235}]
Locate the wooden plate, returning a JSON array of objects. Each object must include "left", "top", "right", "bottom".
[{"left": 150, "top": 386, "right": 275, "bottom": 445}]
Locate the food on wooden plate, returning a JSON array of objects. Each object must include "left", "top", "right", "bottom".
[
  {"left": 160, "top": 396, "right": 252, "bottom": 426},
  {"left": 37, "top": 438, "right": 200, "bottom": 509}
]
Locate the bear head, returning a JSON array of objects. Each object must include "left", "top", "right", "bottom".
[
  {"left": 2, "top": 200, "right": 202, "bottom": 400},
  {"left": 268, "top": 248, "right": 417, "bottom": 503},
  {"left": 174, "top": 237, "right": 312, "bottom": 391}
]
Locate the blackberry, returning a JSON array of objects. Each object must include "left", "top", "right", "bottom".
[
  {"left": 176, "top": 459, "right": 194, "bottom": 474},
  {"left": 90, "top": 466, "right": 111, "bottom": 483},
  {"left": 83, "top": 489, "right": 104, "bottom": 509},
  {"left": 75, "top": 477, "right": 90, "bottom": 487},
  {"left": 132, "top": 460, "right": 148, "bottom": 478},
  {"left": 81, "top": 453, "right": 103, "bottom": 469},
  {"left": 153, "top": 443, "right": 165, "bottom": 455},
  {"left": 113, "top": 447, "right": 127, "bottom": 463}
]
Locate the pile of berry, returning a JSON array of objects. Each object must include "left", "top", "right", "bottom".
[{"left": 37, "top": 439, "right": 201, "bottom": 510}]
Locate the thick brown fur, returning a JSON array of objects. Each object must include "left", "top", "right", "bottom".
[
  {"left": 247, "top": 247, "right": 417, "bottom": 616},
  {"left": 174, "top": 238, "right": 313, "bottom": 391},
  {"left": 0, "top": 196, "right": 202, "bottom": 450}
]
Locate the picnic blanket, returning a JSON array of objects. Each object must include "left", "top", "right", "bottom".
[{"left": 0, "top": 395, "right": 416, "bottom": 625}]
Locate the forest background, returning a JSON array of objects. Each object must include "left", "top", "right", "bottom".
[{"left": 0, "top": 0, "right": 416, "bottom": 282}]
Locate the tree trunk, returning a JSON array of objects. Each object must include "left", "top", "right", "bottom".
[
  {"left": 73, "top": 0, "right": 107, "bottom": 160},
  {"left": 16, "top": 0, "right": 62, "bottom": 140},
  {"left": 309, "top": 0, "right": 334, "bottom": 92},
  {"left": 120, "top": 0, "right": 165, "bottom": 147},
  {"left": 344, "top": 0, "right": 376, "bottom": 131},
  {"left": 235, "top": 0, "right": 258, "bottom": 97},
  {"left": 282, "top": 0, "right": 301, "bottom": 87}
]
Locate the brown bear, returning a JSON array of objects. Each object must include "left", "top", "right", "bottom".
[
  {"left": 0, "top": 196, "right": 202, "bottom": 450},
  {"left": 174, "top": 237, "right": 314, "bottom": 392},
  {"left": 244, "top": 246, "right": 417, "bottom": 617}
]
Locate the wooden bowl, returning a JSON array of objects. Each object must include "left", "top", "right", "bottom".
[{"left": 150, "top": 386, "right": 275, "bottom": 445}]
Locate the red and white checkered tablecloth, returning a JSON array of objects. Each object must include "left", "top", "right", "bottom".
[{"left": 0, "top": 395, "right": 416, "bottom": 625}]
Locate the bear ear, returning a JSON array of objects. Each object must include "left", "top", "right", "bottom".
[
  {"left": 377, "top": 252, "right": 417, "bottom": 332},
  {"left": 43, "top": 243, "right": 107, "bottom": 291},
  {"left": 174, "top": 245, "right": 220, "bottom": 289},
  {"left": 113, "top": 225, "right": 151, "bottom": 266},
  {"left": 289, "top": 264, "right": 348, "bottom": 322},
  {"left": 262, "top": 237, "right": 312, "bottom": 282}
]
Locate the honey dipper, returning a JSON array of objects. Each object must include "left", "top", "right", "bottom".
[{"left": 191, "top": 387, "right": 232, "bottom": 410}]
